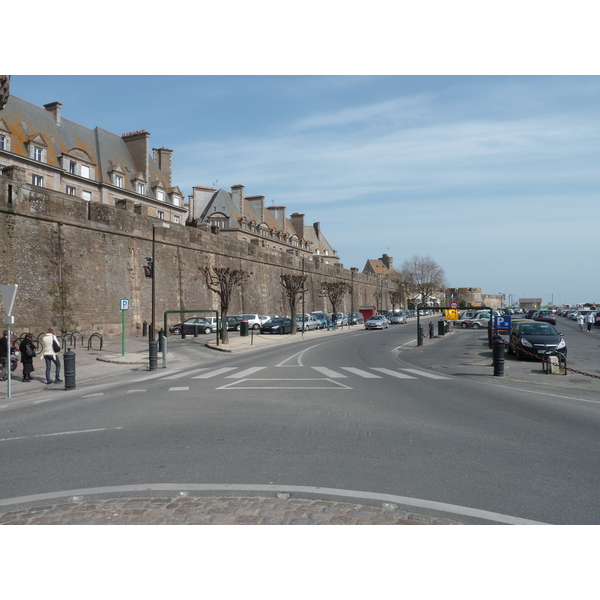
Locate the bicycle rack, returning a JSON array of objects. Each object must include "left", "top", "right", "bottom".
[
  {"left": 87, "top": 333, "right": 103, "bottom": 351},
  {"left": 542, "top": 350, "right": 567, "bottom": 375}
]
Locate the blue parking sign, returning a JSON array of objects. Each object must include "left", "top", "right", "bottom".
[
  {"left": 120, "top": 299, "right": 129, "bottom": 311},
  {"left": 494, "top": 315, "right": 511, "bottom": 332}
]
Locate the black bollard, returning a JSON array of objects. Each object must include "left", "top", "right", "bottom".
[
  {"left": 142, "top": 321, "right": 148, "bottom": 337},
  {"left": 158, "top": 330, "right": 164, "bottom": 353},
  {"left": 149, "top": 339, "right": 158, "bottom": 371},
  {"left": 492, "top": 334, "right": 505, "bottom": 376},
  {"left": 64, "top": 348, "right": 76, "bottom": 389},
  {"left": 417, "top": 325, "right": 424, "bottom": 346}
]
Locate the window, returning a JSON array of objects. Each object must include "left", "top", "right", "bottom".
[
  {"left": 80, "top": 165, "right": 90, "bottom": 179},
  {"left": 33, "top": 147, "right": 43, "bottom": 162},
  {"left": 157, "top": 190, "right": 165, "bottom": 202},
  {"left": 69, "top": 161, "right": 77, "bottom": 174},
  {"left": 113, "top": 174, "right": 123, "bottom": 188},
  {"left": 66, "top": 186, "right": 76, "bottom": 196},
  {"left": 137, "top": 183, "right": 145, "bottom": 195},
  {"left": 173, "top": 196, "right": 181, "bottom": 206},
  {"left": 0, "top": 135, "right": 5, "bottom": 150},
  {"left": 32, "top": 175, "right": 43, "bottom": 186},
  {"left": 82, "top": 190, "right": 92, "bottom": 202},
  {"left": 173, "top": 215, "right": 180, "bottom": 224},
  {"left": 157, "top": 210, "right": 165, "bottom": 220}
]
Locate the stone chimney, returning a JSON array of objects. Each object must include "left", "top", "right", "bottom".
[
  {"left": 380, "top": 254, "right": 393, "bottom": 270},
  {"left": 191, "top": 186, "right": 216, "bottom": 220},
  {"left": 122, "top": 130, "right": 150, "bottom": 182},
  {"left": 246, "top": 195, "right": 265, "bottom": 222},
  {"left": 153, "top": 147, "right": 173, "bottom": 187},
  {"left": 44, "top": 101, "right": 62, "bottom": 125},
  {"left": 231, "top": 185, "right": 244, "bottom": 216},
  {"left": 267, "top": 205, "right": 286, "bottom": 230},
  {"left": 313, "top": 222, "right": 321, "bottom": 238},
  {"left": 291, "top": 213, "right": 305, "bottom": 238}
]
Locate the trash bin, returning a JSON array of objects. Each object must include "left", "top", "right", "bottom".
[
  {"left": 240, "top": 320, "right": 249, "bottom": 336},
  {"left": 438, "top": 320, "right": 446, "bottom": 336}
]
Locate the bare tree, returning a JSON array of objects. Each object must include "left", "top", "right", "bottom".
[
  {"left": 398, "top": 255, "right": 446, "bottom": 308},
  {"left": 319, "top": 281, "right": 350, "bottom": 314},
  {"left": 389, "top": 290, "right": 404, "bottom": 311},
  {"left": 199, "top": 266, "right": 251, "bottom": 344},
  {"left": 280, "top": 273, "right": 307, "bottom": 335}
]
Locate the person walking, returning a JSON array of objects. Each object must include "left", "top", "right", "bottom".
[
  {"left": 331, "top": 312, "right": 338, "bottom": 330},
  {"left": 584, "top": 311, "right": 595, "bottom": 332},
  {"left": 40, "top": 328, "right": 62, "bottom": 384},
  {"left": 0, "top": 330, "right": 8, "bottom": 381},
  {"left": 576, "top": 312, "right": 584, "bottom": 332},
  {"left": 19, "top": 333, "right": 36, "bottom": 382}
]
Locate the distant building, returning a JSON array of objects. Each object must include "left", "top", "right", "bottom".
[
  {"left": 187, "top": 184, "right": 339, "bottom": 263},
  {"left": 0, "top": 95, "right": 187, "bottom": 223},
  {"left": 363, "top": 254, "right": 394, "bottom": 275},
  {"left": 519, "top": 298, "right": 542, "bottom": 310},
  {"left": 447, "top": 287, "right": 504, "bottom": 309}
]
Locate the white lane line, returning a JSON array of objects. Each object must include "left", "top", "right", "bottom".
[
  {"left": 276, "top": 344, "right": 323, "bottom": 367},
  {"left": 226, "top": 367, "right": 266, "bottom": 379},
  {"left": 0, "top": 427, "right": 123, "bottom": 442},
  {"left": 162, "top": 368, "right": 209, "bottom": 379},
  {"left": 132, "top": 369, "right": 184, "bottom": 382},
  {"left": 168, "top": 387, "right": 190, "bottom": 392},
  {"left": 371, "top": 368, "right": 416, "bottom": 379},
  {"left": 192, "top": 367, "right": 237, "bottom": 379},
  {"left": 312, "top": 367, "right": 347, "bottom": 378},
  {"left": 217, "top": 378, "right": 352, "bottom": 390},
  {"left": 400, "top": 369, "right": 450, "bottom": 380},
  {"left": 82, "top": 393, "right": 104, "bottom": 398},
  {"left": 127, "top": 389, "right": 147, "bottom": 394},
  {"left": 341, "top": 367, "right": 382, "bottom": 378}
]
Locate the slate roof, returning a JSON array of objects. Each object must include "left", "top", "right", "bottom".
[{"left": 363, "top": 259, "right": 393, "bottom": 275}]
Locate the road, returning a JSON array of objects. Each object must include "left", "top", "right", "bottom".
[{"left": 0, "top": 321, "right": 598, "bottom": 524}]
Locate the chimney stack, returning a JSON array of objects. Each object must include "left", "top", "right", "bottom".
[{"left": 44, "top": 101, "right": 62, "bottom": 125}]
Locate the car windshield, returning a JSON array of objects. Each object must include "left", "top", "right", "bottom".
[
  {"left": 270, "top": 318, "right": 288, "bottom": 325},
  {"left": 521, "top": 324, "right": 557, "bottom": 335}
]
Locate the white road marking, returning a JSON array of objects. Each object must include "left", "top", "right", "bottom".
[
  {"left": 81, "top": 393, "right": 104, "bottom": 398},
  {"left": 192, "top": 367, "right": 237, "bottom": 379},
  {"left": 126, "top": 389, "right": 147, "bottom": 394},
  {"left": 400, "top": 369, "right": 450, "bottom": 380},
  {"left": 341, "top": 367, "right": 382, "bottom": 378},
  {"left": 168, "top": 387, "right": 190, "bottom": 391},
  {"left": 226, "top": 367, "right": 266, "bottom": 378},
  {"left": 132, "top": 369, "right": 183, "bottom": 382},
  {"left": 0, "top": 427, "right": 123, "bottom": 442},
  {"left": 371, "top": 368, "right": 417, "bottom": 379},
  {"left": 312, "top": 367, "right": 347, "bottom": 378},
  {"left": 217, "top": 378, "right": 352, "bottom": 390},
  {"left": 276, "top": 344, "right": 323, "bottom": 367},
  {"left": 162, "top": 368, "right": 209, "bottom": 379}
]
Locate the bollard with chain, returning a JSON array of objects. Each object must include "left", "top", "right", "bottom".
[
  {"left": 492, "top": 334, "right": 505, "bottom": 376},
  {"left": 64, "top": 348, "right": 76, "bottom": 389}
]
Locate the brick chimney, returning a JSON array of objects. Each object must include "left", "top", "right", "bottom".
[
  {"left": 44, "top": 101, "right": 62, "bottom": 125},
  {"left": 122, "top": 130, "right": 150, "bottom": 183},
  {"left": 231, "top": 185, "right": 244, "bottom": 216},
  {"left": 267, "top": 205, "right": 286, "bottom": 230},
  {"left": 191, "top": 186, "right": 216, "bottom": 220},
  {"left": 153, "top": 147, "right": 173, "bottom": 187},
  {"left": 313, "top": 222, "right": 321, "bottom": 238},
  {"left": 380, "top": 254, "right": 393, "bottom": 270},
  {"left": 291, "top": 213, "right": 305, "bottom": 238},
  {"left": 246, "top": 195, "right": 265, "bottom": 222}
]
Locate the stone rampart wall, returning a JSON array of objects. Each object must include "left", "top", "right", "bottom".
[{"left": 0, "top": 175, "right": 392, "bottom": 337}]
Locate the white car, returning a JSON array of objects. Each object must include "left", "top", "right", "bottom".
[
  {"left": 296, "top": 314, "right": 320, "bottom": 331},
  {"left": 240, "top": 314, "right": 262, "bottom": 330},
  {"left": 365, "top": 315, "right": 390, "bottom": 329}
]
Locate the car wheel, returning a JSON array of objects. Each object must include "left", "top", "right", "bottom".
[
  {"left": 204, "top": 327, "right": 212, "bottom": 334},
  {"left": 236, "top": 325, "right": 241, "bottom": 331},
  {"left": 472, "top": 323, "right": 481, "bottom": 329},
  {"left": 461, "top": 322, "right": 468, "bottom": 329},
  {"left": 253, "top": 323, "right": 259, "bottom": 330},
  {"left": 172, "top": 327, "right": 181, "bottom": 335}
]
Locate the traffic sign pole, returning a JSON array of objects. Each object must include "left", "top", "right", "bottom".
[{"left": 120, "top": 299, "right": 129, "bottom": 356}]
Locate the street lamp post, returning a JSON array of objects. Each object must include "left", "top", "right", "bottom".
[{"left": 149, "top": 222, "right": 170, "bottom": 370}]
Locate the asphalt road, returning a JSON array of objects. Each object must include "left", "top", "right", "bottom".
[{"left": 1, "top": 321, "right": 598, "bottom": 524}]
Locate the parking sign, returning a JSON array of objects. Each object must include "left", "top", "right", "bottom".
[
  {"left": 494, "top": 315, "right": 511, "bottom": 333},
  {"left": 120, "top": 298, "right": 129, "bottom": 311}
]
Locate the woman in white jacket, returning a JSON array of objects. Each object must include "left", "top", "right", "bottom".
[{"left": 40, "top": 328, "right": 62, "bottom": 384}]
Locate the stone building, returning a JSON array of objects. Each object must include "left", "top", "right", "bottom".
[
  {"left": 0, "top": 95, "right": 187, "bottom": 224},
  {"left": 187, "top": 184, "right": 339, "bottom": 264},
  {"left": 362, "top": 253, "right": 394, "bottom": 276},
  {"left": 446, "top": 287, "right": 504, "bottom": 309}
]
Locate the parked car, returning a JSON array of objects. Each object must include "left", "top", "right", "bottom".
[
  {"left": 259, "top": 315, "right": 277, "bottom": 325},
  {"left": 390, "top": 312, "right": 407, "bottom": 324},
  {"left": 296, "top": 314, "right": 320, "bottom": 331},
  {"left": 260, "top": 317, "right": 292, "bottom": 334},
  {"left": 335, "top": 313, "right": 349, "bottom": 327},
  {"left": 310, "top": 312, "right": 329, "bottom": 329},
  {"left": 532, "top": 310, "right": 556, "bottom": 326},
  {"left": 169, "top": 317, "right": 214, "bottom": 335},
  {"left": 349, "top": 312, "right": 364, "bottom": 325},
  {"left": 365, "top": 315, "right": 390, "bottom": 330},
  {"left": 240, "top": 314, "right": 262, "bottom": 330},
  {"left": 508, "top": 320, "right": 567, "bottom": 360}
]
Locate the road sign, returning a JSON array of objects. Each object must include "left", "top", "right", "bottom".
[
  {"left": 0, "top": 284, "right": 18, "bottom": 316},
  {"left": 449, "top": 300, "right": 459, "bottom": 309},
  {"left": 494, "top": 315, "right": 511, "bottom": 333},
  {"left": 120, "top": 299, "right": 130, "bottom": 311}
]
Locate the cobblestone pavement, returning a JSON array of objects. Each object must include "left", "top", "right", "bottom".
[{"left": 0, "top": 494, "right": 464, "bottom": 525}]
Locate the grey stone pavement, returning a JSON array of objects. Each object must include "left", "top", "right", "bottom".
[{"left": 4, "top": 318, "right": 590, "bottom": 524}]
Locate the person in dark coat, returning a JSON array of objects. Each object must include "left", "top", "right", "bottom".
[{"left": 19, "top": 332, "right": 36, "bottom": 382}]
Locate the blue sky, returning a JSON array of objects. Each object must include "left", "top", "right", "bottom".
[{"left": 6, "top": 7, "right": 599, "bottom": 307}]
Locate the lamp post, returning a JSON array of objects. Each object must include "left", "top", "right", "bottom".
[{"left": 149, "top": 222, "right": 170, "bottom": 370}]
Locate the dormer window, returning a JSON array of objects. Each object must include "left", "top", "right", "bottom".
[
  {"left": 33, "top": 146, "right": 43, "bottom": 162},
  {"left": 156, "top": 190, "right": 165, "bottom": 202},
  {"left": 69, "top": 161, "right": 77, "bottom": 174},
  {"left": 81, "top": 165, "right": 90, "bottom": 178},
  {"left": 137, "top": 183, "right": 145, "bottom": 194},
  {"left": 113, "top": 174, "right": 124, "bottom": 188},
  {"left": 0, "top": 134, "right": 7, "bottom": 151}
]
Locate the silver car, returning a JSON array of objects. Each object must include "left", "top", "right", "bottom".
[
  {"left": 365, "top": 315, "right": 390, "bottom": 330},
  {"left": 390, "top": 312, "right": 407, "bottom": 324}
]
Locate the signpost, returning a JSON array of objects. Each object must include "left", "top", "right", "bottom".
[
  {"left": 494, "top": 315, "right": 512, "bottom": 335},
  {"left": 120, "top": 299, "right": 129, "bottom": 356},
  {"left": 0, "top": 284, "right": 18, "bottom": 399}
]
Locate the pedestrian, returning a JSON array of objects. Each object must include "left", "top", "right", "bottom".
[
  {"left": 326, "top": 313, "right": 332, "bottom": 330},
  {"left": 19, "top": 333, "right": 36, "bottom": 382},
  {"left": 0, "top": 330, "right": 8, "bottom": 381},
  {"left": 584, "top": 311, "right": 594, "bottom": 332},
  {"left": 40, "top": 328, "right": 62, "bottom": 384},
  {"left": 331, "top": 312, "right": 338, "bottom": 330},
  {"left": 576, "top": 312, "right": 584, "bottom": 332}
]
